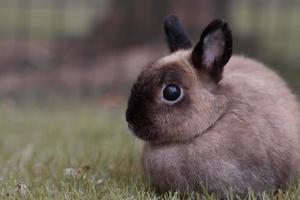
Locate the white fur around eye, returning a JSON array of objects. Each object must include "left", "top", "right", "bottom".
[{"left": 160, "top": 84, "right": 184, "bottom": 105}]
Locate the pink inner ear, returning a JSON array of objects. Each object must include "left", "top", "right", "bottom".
[{"left": 202, "top": 29, "right": 225, "bottom": 68}]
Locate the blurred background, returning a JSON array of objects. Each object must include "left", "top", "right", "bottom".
[{"left": 0, "top": 0, "right": 299, "bottom": 107}]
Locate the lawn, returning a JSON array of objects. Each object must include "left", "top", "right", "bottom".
[
  {"left": 0, "top": 104, "right": 147, "bottom": 199},
  {"left": 0, "top": 104, "right": 299, "bottom": 200}
]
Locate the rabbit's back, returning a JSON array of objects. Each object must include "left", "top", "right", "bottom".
[
  {"left": 223, "top": 56, "right": 300, "bottom": 144},
  {"left": 217, "top": 55, "right": 300, "bottom": 191}
]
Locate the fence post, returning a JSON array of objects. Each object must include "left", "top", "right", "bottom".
[
  {"left": 15, "top": 0, "right": 32, "bottom": 68},
  {"left": 51, "top": 0, "right": 66, "bottom": 67}
]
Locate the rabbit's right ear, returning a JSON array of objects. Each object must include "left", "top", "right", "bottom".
[
  {"left": 192, "top": 20, "right": 232, "bottom": 82},
  {"left": 164, "top": 15, "right": 192, "bottom": 52}
]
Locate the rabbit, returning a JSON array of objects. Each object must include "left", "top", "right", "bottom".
[{"left": 125, "top": 15, "right": 300, "bottom": 198}]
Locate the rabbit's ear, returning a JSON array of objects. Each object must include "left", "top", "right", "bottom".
[
  {"left": 192, "top": 20, "right": 232, "bottom": 82},
  {"left": 164, "top": 15, "right": 192, "bottom": 52}
]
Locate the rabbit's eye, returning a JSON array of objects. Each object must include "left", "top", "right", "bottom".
[{"left": 161, "top": 84, "right": 183, "bottom": 103}]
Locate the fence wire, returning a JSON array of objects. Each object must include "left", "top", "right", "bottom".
[{"left": 0, "top": 0, "right": 299, "bottom": 94}]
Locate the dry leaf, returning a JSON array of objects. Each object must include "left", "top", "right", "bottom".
[{"left": 16, "top": 182, "right": 28, "bottom": 198}]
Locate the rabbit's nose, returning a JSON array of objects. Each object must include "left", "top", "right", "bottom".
[{"left": 126, "top": 105, "right": 137, "bottom": 125}]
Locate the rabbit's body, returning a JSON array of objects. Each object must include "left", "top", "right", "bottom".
[
  {"left": 126, "top": 17, "right": 300, "bottom": 197},
  {"left": 142, "top": 55, "right": 300, "bottom": 196}
]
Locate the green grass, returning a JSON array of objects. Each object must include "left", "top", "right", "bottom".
[
  {"left": 0, "top": 105, "right": 147, "bottom": 199},
  {"left": 0, "top": 104, "right": 299, "bottom": 199}
]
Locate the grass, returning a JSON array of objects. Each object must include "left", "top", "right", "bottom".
[
  {"left": 0, "top": 104, "right": 146, "bottom": 199},
  {"left": 0, "top": 103, "right": 299, "bottom": 199}
]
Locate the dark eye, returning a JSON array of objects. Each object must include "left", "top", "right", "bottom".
[{"left": 162, "top": 84, "right": 183, "bottom": 103}]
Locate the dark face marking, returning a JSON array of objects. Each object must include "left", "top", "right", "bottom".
[
  {"left": 126, "top": 64, "right": 190, "bottom": 142},
  {"left": 126, "top": 71, "right": 157, "bottom": 140}
]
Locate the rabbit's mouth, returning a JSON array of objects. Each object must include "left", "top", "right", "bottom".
[
  {"left": 126, "top": 121, "right": 159, "bottom": 141},
  {"left": 127, "top": 123, "right": 134, "bottom": 134}
]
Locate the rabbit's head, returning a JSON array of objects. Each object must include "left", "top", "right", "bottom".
[{"left": 126, "top": 15, "right": 232, "bottom": 144}]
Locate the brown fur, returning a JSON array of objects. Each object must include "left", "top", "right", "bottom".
[{"left": 126, "top": 20, "right": 300, "bottom": 198}]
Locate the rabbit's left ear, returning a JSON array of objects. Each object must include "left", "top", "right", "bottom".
[
  {"left": 164, "top": 15, "right": 192, "bottom": 52},
  {"left": 192, "top": 20, "right": 232, "bottom": 82}
]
